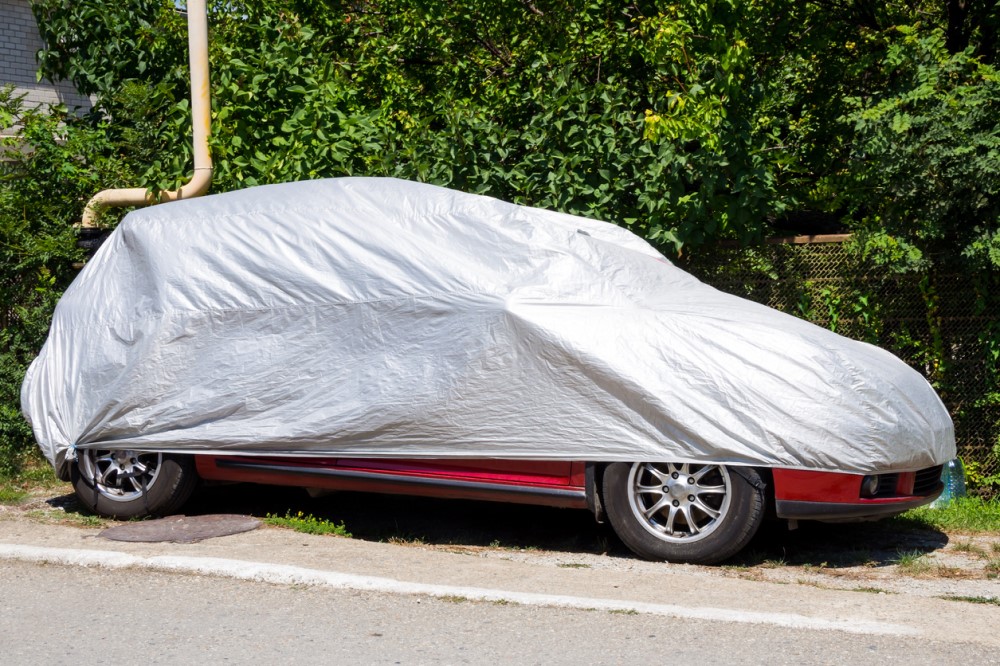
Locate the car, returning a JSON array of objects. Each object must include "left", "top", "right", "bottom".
[
  {"left": 23, "top": 178, "right": 955, "bottom": 564},
  {"left": 71, "top": 451, "right": 947, "bottom": 564}
]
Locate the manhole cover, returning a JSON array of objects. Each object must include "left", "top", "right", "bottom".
[{"left": 99, "top": 514, "right": 261, "bottom": 543}]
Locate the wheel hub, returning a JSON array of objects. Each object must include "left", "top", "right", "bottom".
[
  {"left": 664, "top": 478, "right": 695, "bottom": 501},
  {"left": 627, "top": 462, "right": 732, "bottom": 543},
  {"left": 79, "top": 449, "right": 163, "bottom": 503}
]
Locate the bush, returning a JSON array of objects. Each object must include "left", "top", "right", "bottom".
[{"left": 0, "top": 86, "right": 133, "bottom": 476}]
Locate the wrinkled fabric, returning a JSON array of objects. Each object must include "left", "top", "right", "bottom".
[{"left": 21, "top": 178, "right": 955, "bottom": 478}]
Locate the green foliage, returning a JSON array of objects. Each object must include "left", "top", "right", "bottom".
[
  {"left": 3, "top": 1, "right": 998, "bottom": 487},
  {"left": 264, "top": 510, "right": 352, "bottom": 537},
  {"left": 896, "top": 496, "right": 1000, "bottom": 533},
  {"left": 939, "top": 595, "right": 1000, "bottom": 606},
  {"left": 844, "top": 27, "right": 1000, "bottom": 271},
  {"left": 27, "top": 2, "right": 996, "bottom": 262},
  {"left": 0, "top": 482, "right": 28, "bottom": 504},
  {"left": 28, "top": 0, "right": 805, "bottom": 253},
  {"left": 891, "top": 548, "right": 932, "bottom": 574},
  {"left": 966, "top": 453, "right": 1000, "bottom": 494},
  {"left": 0, "top": 86, "right": 133, "bottom": 476}
]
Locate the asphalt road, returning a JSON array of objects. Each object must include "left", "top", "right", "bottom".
[
  {"left": 2, "top": 558, "right": 996, "bottom": 665},
  {"left": 3, "top": 482, "right": 1000, "bottom": 666}
]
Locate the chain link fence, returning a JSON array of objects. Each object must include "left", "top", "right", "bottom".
[{"left": 682, "top": 235, "right": 1000, "bottom": 492}]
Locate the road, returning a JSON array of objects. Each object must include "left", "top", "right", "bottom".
[
  {"left": 1, "top": 558, "right": 996, "bottom": 665},
  {"left": 1, "top": 515, "right": 999, "bottom": 665}
]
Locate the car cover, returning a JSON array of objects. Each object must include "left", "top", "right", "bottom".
[{"left": 21, "top": 178, "right": 955, "bottom": 479}]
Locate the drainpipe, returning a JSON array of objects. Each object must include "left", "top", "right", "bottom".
[{"left": 79, "top": 0, "right": 213, "bottom": 228}]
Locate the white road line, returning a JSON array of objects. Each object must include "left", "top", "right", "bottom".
[{"left": 0, "top": 543, "right": 917, "bottom": 636}]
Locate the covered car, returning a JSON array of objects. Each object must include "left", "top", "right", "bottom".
[{"left": 21, "top": 177, "right": 956, "bottom": 563}]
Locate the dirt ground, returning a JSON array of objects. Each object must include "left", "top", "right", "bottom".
[{"left": 3, "top": 480, "right": 999, "bottom": 604}]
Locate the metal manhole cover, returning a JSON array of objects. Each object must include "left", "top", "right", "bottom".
[{"left": 99, "top": 514, "right": 261, "bottom": 543}]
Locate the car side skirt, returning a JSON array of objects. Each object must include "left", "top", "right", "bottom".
[{"left": 203, "top": 457, "right": 589, "bottom": 509}]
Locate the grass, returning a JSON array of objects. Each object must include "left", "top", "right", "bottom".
[
  {"left": 0, "top": 463, "right": 68, "bottom": 506},
  {"left": 0, "top": 483, "right": 28, "bottom": 504},
  {"left": 800, "top": 561, "right": 829, "bottom": 572},
  {"left": 892, "top": 549, "right": 934, "bottom": 575},
  {"left": 986, "top": 559, "right": 1000, "bottom": 578},
  {"left": 893, "top": 497, "right": 1000, "bottom": 533},
  {"left": 24, "top": 508, "right": 107, "bottom": 528},
  {"left": 386, "top": 534, "right": 426, "bottom": 545},
  {"left": 938, "top": 595, "right": 1000, "bottom": 606},
  {"left": 557, "top": 562, "right": 592, "bottom": 569},
  {"left": 951, "top": 541, "right": 988, "bottom": 557},
  {"left": 263, "top": 510, "right": 352, "bottom": 537}
]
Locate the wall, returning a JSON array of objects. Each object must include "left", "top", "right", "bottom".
[{"left": 1, "top": 0, "right": 92, "bottom": 132}]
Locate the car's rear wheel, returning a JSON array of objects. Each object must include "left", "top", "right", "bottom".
[
  {"left": 72, "top": 449, "right": 197, "bottom": 519},
  {"left": 602, "top": 462, "right": 765, "bottom": 564}
]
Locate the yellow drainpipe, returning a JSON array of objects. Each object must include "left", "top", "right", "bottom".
[{"left": 80, "top": 0, "right": 213, "bottom": 228}]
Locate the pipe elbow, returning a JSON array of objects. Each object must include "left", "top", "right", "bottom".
[
  {"left": 77, "top": 0, "right": 213, "bottom": 231},
  {"left": 80, "top": 187, "right": 153, "bottom": 228},
  {"left": 158, "top": 166, "right": 214, "bottom": 204}
]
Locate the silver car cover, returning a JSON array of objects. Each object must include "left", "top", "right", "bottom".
[{"left": 21, "top": 178, "right": 955, "bottom": 478}]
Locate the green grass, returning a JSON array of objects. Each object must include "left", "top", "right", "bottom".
[
  {"left": 951, "top": 541, "right": 988, "bottom": 557},
  {"left": 263, "top": 511, "right": 352, "bottom": 537},
  {"left": 386, "top": 534, "right": 426, "bottom": 545},
  {"left": 0, "top": 483, "right": 28, "bottom": 504},
  {"left": 24, "top": 508, "right": 107, "bottom": 528},
  {"left": 938, "top": 595, "right": 1000, "bottom": 606},
  {"left": 892, "top": 497, "right": 1000, "bottom": 533},
  {"left": 892, "top": 549, "right": 933, "bottom": 574},
  {"left": 0, "top": 461, "right": 67, "bottom": 505}
]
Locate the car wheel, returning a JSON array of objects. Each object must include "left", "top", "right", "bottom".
[
  {"left": 602, "top": 462, "right": 765, "bottom": 564},
  {"left": 72, "top": 449, "right": 197, "bottom": 519}
]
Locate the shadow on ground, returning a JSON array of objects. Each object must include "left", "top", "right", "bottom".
[
  {"left": 38, "top": 481, "right": 949, "bottom": 566},
  {"left": 729, "top": 519, "right": 949, "bottom": 569},
  {"left": 186, "top": 482, "right": 617, "bottom": 555},
  {"left": 171, "top": 482, "right": 948, "bottom": 566}
]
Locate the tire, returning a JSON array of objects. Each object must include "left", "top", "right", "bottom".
[
  {"left": 602, "top": 462, "right": 765, "bottom": 564},
  {"left": 72, "top": 449, "right": 198, "bottom": 519}
]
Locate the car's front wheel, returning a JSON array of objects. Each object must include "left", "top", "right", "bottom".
[
  {"left": 72, "top": 449, "right": 197, "bottom": 519},
  {"left": 602, "top": 462, "right": 765, "bottom": 564}
]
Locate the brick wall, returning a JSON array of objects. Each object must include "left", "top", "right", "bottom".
[{"left": 1, "top": 0, "right": 93, "bottom": 128}]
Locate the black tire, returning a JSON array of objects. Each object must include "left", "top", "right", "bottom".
[
  {"left": 602, "top": 462, "right": 765, "bottom": 564},
  {"left": 76, "top": 228, "right": 113, "bottom": 257},
  {"left": 72, "top": 450, "right": 198, "bottom": 519}
]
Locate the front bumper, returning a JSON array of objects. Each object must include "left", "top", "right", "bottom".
[
  {"left": 776, "top": 489, "right": 942, "bottom": 522},
  {"left": 772, "top": 466, "right": 943, "bottom": 522}
]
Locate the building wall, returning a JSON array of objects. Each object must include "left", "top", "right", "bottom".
[{"left": 1, "top": 0, "right": 93, "bottom": 128}]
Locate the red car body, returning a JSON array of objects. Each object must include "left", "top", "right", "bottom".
[{"left": 195, "top": 454, "right": 944, "bottom": 523}]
